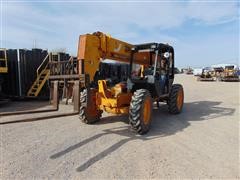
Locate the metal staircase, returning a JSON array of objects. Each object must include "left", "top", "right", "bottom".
[
  {"left": 0, "top": 48, "right": 8, "bottom": 73},
  {"left": 27, "top": 54, "right": 76, "bottom": 97},
  {"left": 27, "top": 54, "right": 50, "bottom": 97}
]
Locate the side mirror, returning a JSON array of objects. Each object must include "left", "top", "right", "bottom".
[{"left": 164, "top": 52, "right": 170, "bottom": 58}]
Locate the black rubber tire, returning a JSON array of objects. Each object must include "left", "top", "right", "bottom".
[
  {"left": 79, "top": 88, "right": 102, "bottom": 124},
  {"left": 168, "top": 84, "right": 184, "bottom": 114},
  {"left": 129, "top": 89, "right": 153, "bottom": 135}
]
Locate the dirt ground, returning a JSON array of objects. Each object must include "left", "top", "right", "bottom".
[{"left": 0, "top": 74, "right": 239, "bottom": 179}]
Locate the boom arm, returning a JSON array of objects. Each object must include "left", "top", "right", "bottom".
[
  {"left": 77, "top": 32, "right": 133, "bottom": 81},
  {"left": 77, "top": 32, "right": 153, "bottom": 81}
]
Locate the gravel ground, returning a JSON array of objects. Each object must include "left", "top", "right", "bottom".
[{"left": 0, "top": 74, "right": 239, "bottom": 179}]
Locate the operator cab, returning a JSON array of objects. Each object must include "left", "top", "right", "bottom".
[{"left": 128, "top": 43, "right": 174, "bottom": 99}]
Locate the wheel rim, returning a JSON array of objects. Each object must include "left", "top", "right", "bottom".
[
  {"left": 177, "top": 89, "right": 183, "bottom": 110},
  {"left": 143, "top": 97, "right": 151, "bottom": 125}
]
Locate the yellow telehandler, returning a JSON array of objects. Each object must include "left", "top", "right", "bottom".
[{"left": 78, "top": 32, "right": 184, "bottom": 134}]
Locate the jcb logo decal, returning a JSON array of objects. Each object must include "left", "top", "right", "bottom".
[{"left": 114, "top": 44, "right": 122, "bottom": 52}]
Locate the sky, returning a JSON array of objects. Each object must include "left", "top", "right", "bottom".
[{"left": 0, "top": 0, "right": 239, "bottom": 68}]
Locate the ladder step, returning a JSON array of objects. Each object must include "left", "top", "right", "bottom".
[{"left": 27, "top": 68, "right": 49, "bottom": 97}]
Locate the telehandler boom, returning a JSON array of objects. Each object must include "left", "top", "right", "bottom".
[{"left": 78, "top": 32, "right": 184, "bottom": 134}]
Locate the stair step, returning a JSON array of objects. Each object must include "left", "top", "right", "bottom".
[{"left": 27, "top": 67, "right": 49, "bottom": 97}]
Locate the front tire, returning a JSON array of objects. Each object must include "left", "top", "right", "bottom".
[
  {"left": 168, "top": 84, "right": 184, "bottom": 114},
  {"left": 79, "top": 88, "right": 102, "bottom": 124},
  {"left": 129, "top": 89, "right": 153, "bottom": 135}
]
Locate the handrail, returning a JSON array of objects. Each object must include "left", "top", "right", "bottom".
[
  {"left": 48, "top": 56, "right": 74, "bottom": 65},
  {"left": 37, "top": 54, "right": 49, "bottom": 76},
  {"left": 65, "top": 56, "right": 74, "bottom": 67},
  {"left": 68, "top": 56, "right": 73, "bottom": 62},
  {"left": 49, "top": 57, "right": 78, "bottom": 76},
  {"left": 49, "top": 60, "right": 72, "bottom": 64}
]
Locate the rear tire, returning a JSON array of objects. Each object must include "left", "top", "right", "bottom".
[
  {"left": 168, "top": 84, "right": 184, "bottom": 114},
  {"left": 129, "top": 89, "right": 153, "bottom": 135},
  {"left": 79, "top": 88, "right": 102, "bottom": 124}
]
